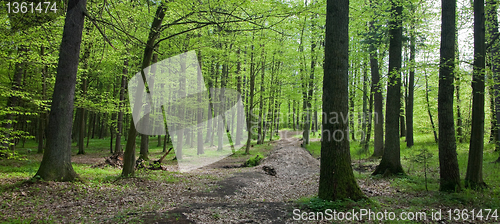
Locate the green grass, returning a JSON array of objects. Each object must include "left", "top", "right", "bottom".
[{"left": 301, "top": 132, "right": 500, "bottom": 221}]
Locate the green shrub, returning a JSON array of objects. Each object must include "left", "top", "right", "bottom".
[{"left": 244, "top": 154, "right": 263, "bottom": 167}]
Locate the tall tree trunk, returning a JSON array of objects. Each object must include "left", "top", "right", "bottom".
[
  {"left": 35, "top": 0, "right": 86, "bottom": 181},
  {"left": 319, "top": 0, "right": 365, "bottom": 201},
  {"left": 486, "top": 0, "right": 500, "bottom": 153},
  {"left": 86, "top": 111, "right": 93, "bottom": 147},
  {"left": 139, "top": 53, "right": 158, "bottom": 161},
  {"left": 304, "top": 29, "right": 316, "bottom": 145},
  {"left": 400, "top": 91, "right": 406, "bottom": 137},
  {"left": 369, "top": 20, "right": 384, "bottom": 157},
  {"left": 406, "top": 18, "right": 415, "bottom": 147},
  {"left": 245, "top": 43, "right": 256, "bottom": 155},
  {"left": 372, "top": 0, "right": 404, "bottom": 176},
  {"left": 465, "top": 0, "right": 487, "bottom": 189},
  {"left": 38, "top": 46, "right": 47, "bottom": 154},
  {"left": 349, "top": 67, "right": 356, "bottom": 141},
  {"left": 438, "top": 0, "right": 461, "bottom": 192},
  {"left": 77, "top": 34, "right": 91, "bottom": 155},
  {"left": 235, "top": 49, "right": 243, "bottom": 146},
  {"left": 115, "top": 59, "right": 128, "bottom": 153},
  {"left": 122, "top": 3, "right": 165, "bottom": 176},
  {"left": 257, "top": 49, "right": 266, "bottom": 145},
  {"left": 455, "top": 24, "right": 463, "bottom": 143},
  {"left": 361, "top": 61, "right": 368, "bottom": 146}
]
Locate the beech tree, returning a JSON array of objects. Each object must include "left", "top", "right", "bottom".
[
  {"left": 318, "top": 0, "right": 365, "bottom": 201},
  {"left": 438, "top": 0, "right": 461, "bottom": 192},
  {"left": 465, "top": 0, "right": 487, "bottom": 189},
  {"left": 372, "top": 0, "right": 405, "bottom": 176},
  {"left": 35, "top": 0, "right": 87, "bottom": 181}
]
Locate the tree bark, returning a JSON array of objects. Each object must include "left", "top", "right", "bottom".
[
  {"left": 438, "top": 0, "right": 461, "bottom": 192},
  {"left": 122, "top": 3, "right": 166, "bottom": 176},
  {"left": 369, "top": 20, "right": 384, "bottom": 157},
  {"left": 115, "top": 59, "right": 128, "bottom": 153},
  {"left": 35, "top": 0, "right": 86, "bottom": 181},
  {"left": 245, "top": 43, "right": 256, "bottom": 155},
  {"left": 319, "top": 0, "right": 365, "bottom": 201},
  {"left": 465, "top": 0, "right": 487, "bottom": 189},
  {"left": 486, "top": 0, "right": 500, "bottom": 153},
  {"left": 372, "top": 0, "right": 404, "bottom": 176},
  {"left": 406, "top": 18, "right": 415, "bottom": 147}
]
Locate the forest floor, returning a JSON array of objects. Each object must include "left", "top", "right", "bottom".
[{"left": 1, "top": 130, "right": 500, "bottom": 223}]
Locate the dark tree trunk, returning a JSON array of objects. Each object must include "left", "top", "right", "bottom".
[
  {"left": 400, "top": 94, "right": 406, "bottom": 137},
  {"left": 86, "top": 111, "right": 93, "bottom": 147},
  {"left": 438, "top": 0, "right": 461, "bottom": 192},
  {"left": 38, "top": 46, "right": 48, "bottom": 154},
  {"left": 425, "top": 73, "right": 439, "bottom": 143},
  {"left": 77, "top": 36, "right": 91, "bottom": 155},
  {"left": 361, "top": 61, "right": 368, "bottom": 146},
  {"left": 319, "top": 0, "right": 365, "bottom": 201},
  {"left": 257, "top": 51, "right": 266, "bottom": 145},
  {"left": 465, "top": 0, "right": 487, "bottom": 189},
  {"left": 349, "top": 69, "right": 356, "bottom": 141},
  {"left": 35, "top": 0, "right": 86, "bottom": 181},
  {"left": 369, "top": 24, "right": 384, "bottom": 157},
  {"left": 235, "top": 49, "right": 243, "bottom": 146},
  {"left": 245, "top": 44, "right": 256, "bottom": 155},
  {"left": 486, "top": 0, "right": 500, "bottom": 153},
  {"left": 304, "top": 30, "right": 316, "bottom": 145},
  {"left": 139, "top": 52, "right": 158, "bottom": 161},
  {"left": 122, "top": 3, "right": 165, "bottom": 176},
  {"left": 115, "top": 59, "right": 128, "bottom": 153},
  {"left": 372, "top": 0, "right": 404, "bottom": 176},
  {"left": 406, "top": 20, "right": 415, "bottom": 147}
]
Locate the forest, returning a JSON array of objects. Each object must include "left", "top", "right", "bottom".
[{"left": 1, "top": 0, "right": 500, "bottom": 223}]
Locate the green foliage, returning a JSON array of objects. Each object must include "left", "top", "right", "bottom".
[{"left": 243, "top": 153, "right": 263, "bottom": 167}]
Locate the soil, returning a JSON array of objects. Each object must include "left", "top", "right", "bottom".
[{"left": 127, "top": 130, "right": 316, "bottom": 223}]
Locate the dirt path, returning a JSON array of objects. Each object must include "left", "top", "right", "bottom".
[{"left": 133, "top": 130, "right": 315, "bottom": 223}]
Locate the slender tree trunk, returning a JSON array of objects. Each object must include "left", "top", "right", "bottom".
[
  {"left": 245, "top": 43, "right": 256, "bottom": 155},
  {"left": 486, "top": 0, "right": 500, "bottom": 152},
  {"left": 38, "top": 46, "right": 47, "bottom": 154},
  {"left": 349, "top": 68, "right": 356, "bottom": 141},
  {"left": 122, "top": 3, "right": 165, "bottom": 176},
  {"left": 86, "top": 111, "right": 93, "bottom": 147},
  {"left": 35, "top": 0, "right": 86, "bottom": 181},
  {"left": 257, "top": 51, "right": 266, "bottom": 145},
  {"left": 373, "top": 0, "right": 404, "bottom": 176},
  {"left": 406, "top": 19, "right": 415, "bottom": 147},
  {"left": 465, "top": 0, "right": 487, "bottom": 189},
  {"left": 139, "top": 53, "right": 158, "bottom": 161},
  {"left": 77, "top": 36, "right": 91, "bottom": 155},
  {"left": 369, "top": 22, "right": 384, "bottom": 157},
  {"left": 438, "top": 0, "right": 461, "bottom": 192},
  {"left": 319, "top": 0, "right": 365, "bottom": 201},
  {"left": 361, "top": 61, "right": 368, "bottom": 145},
  {"left": 115, "top": 59, "right": 128, "bottom": 153},
  {"left": 235, "top": 49, "right": 243, "bottom": 146},
  {"left": 425, "top": 72, "right": 439, "bottom": 143}
]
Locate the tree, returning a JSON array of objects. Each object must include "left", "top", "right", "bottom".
[
  {"left": 368, "top": 6, "right": 384, "bottom": 157},
  {"left": 486, "top": 0, "right": 500, "bottom": 153},
  {"left": 405, "top": 3, "right": 416, "bottom": 148},
  {"left": 318, "top": 0, "right": 365, "bottom": 201},
  {"left": 372, "top": 0, "right": 405, "bottom": 176},
  {"left": 122, "top": 3, "right": 166, "bottom": 177},
  {"left": 465, "top": 0, "right": 487, "bottom": 189},
  {"left": 35, "top": 0, "right": 87, "bottom": 181},
  {"left": 438, "top": 0, "right": 461, "bottom": 192}
]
